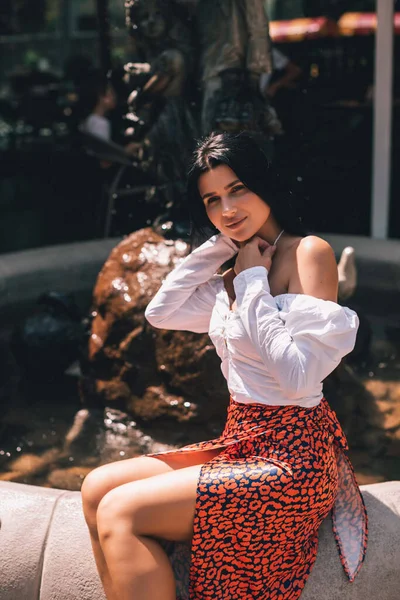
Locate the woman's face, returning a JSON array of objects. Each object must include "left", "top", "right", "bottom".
[
  {"left": 104, "top": 85, "right": 117, "bottom": 111},
  {"left": 198, "top": 165, "right": 271, "bottom": 242}
]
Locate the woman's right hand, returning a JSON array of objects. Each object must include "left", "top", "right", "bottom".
[{"left": 233, "top": 236, "right": 276, "bottom": 275}]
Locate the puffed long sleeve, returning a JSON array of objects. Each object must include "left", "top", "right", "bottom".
[
  {"left": 233, "top": 266, "right": 359, "bottom": 399},
  {"left": 145, "top": 234, "right": 238, "bottom": 333}
]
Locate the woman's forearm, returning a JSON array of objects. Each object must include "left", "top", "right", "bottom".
[{"left": 145, "top": 233, "right": 238, "bottom": 332}]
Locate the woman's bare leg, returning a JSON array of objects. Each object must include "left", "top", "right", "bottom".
[
  {"left": 82, "top": 456, "right": 172, "bottom": 598},
  {"left": 81, "top": 450, "right": 221, "bottom": 599},
  {"left": 96, "top": 463, "right": 204, "bottom": 600}
]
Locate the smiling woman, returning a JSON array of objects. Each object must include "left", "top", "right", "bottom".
[
  {"left": 186, "top": 131, "right": 307, "bottom": 250},
  {"left": 188, "top": 132, "right": 338, "bottom": 301},
  {"left": 82, "top": 130, "right": 367, "bottom": 600},
  {"left": 199, "top": 166, "right": 272, "bottom": 240},
  {"left": 203, "top": 170, "right": 272, "bottom": 253}
]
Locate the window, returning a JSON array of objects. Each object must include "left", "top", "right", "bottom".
[
  {"left": 70, "top": 0, "right": 97, "bottom": 32},
  {"left": 70, "top": 0, "right": 125, "bottom": 34},
  {"left": 0, "top": 0, "right": 60, "bottom": 36},
  {"left": 109, "top": 0, "right": 126, "bottom": 33}
]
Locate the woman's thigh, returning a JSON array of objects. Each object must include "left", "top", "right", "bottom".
[
  {"left": 98, "top": 463, "right": 205, "bottom": 543},
  {"left": 82, "top": 447, "right": 223, "bottom": 506}
]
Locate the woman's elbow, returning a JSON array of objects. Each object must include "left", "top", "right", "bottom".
[
  {"left": 144, "top": 304, "right": 164, "bottom": 329},
  {"left": 144, "top": 304, "right": 182, "bottom": 331}
]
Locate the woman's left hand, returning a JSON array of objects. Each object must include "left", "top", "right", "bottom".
[{"left": 234, "top": 236, "right": 276, "bottom": 276}]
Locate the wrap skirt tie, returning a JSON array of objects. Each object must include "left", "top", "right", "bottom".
[{"left": 148, "top": 396, "right": 368, "bottom": 599}]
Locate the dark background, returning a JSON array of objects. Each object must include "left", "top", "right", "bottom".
[{"left": 0, "top": 0, "right": 398, "bottom": 254}]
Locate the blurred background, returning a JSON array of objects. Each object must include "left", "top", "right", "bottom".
[
  {"left": 0, "top": 0, "right": 399, "bottom": 253},
  {"left": 1, "top": 1, "right": 400, "bottom": 491}
]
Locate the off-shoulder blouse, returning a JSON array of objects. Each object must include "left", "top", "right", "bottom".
[{"left": 144, "top": 233, "right": 359, "bottom": 407}]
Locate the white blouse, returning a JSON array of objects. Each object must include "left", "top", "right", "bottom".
[{"left": 144, "top": 233, "right": 359, "bottom": 407}]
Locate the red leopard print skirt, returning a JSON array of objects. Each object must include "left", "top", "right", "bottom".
[{"left": 148, "top": 396, "right": 368, "bottom": 599}]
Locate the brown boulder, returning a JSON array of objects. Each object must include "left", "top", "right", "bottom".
[
  {"left": 80, "top": 228, "right": 229, "bottom": 436},
  {"left": 46, "top": 466, "right": 92, "bottom": 491}
]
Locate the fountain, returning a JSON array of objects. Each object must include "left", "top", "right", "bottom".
[
  {"left": 0, "top": 1, "right": 399, "bottom": 598},
  {"left": 0, "top": 230, "right": 399, "bottom": 600}
]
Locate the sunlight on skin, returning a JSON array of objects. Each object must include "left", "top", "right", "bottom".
[{"left": 198, "top": 164, "right": 283, "bottom": 247}]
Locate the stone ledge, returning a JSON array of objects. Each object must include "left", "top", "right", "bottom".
[
  {"left": 323, "top": 234, "right": 400, "bottom": 300},
  {"left": 0, "top": 480, "right": 399, "bottom": 600},
  {"left": 0, "top": 233, "right": 398, "bottom": 319}
]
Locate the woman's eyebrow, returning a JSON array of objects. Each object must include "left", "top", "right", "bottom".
[
  {"left": 225, "top": 179, "right": 241, "bottom": 189},
  {"left": 202, "top": 180, "right": 241, "bottom": 200}
]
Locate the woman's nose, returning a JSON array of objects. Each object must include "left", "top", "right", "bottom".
[{"left": 221, "top": 198, "right": 237, "bottom": 215}]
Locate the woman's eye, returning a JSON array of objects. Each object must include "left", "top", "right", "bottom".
[
  {"left": 207, "top": 196, "right": 218, "bottom": 205},
  {"left": 231, "top": 185, "right": 245, "bottom": 193}
]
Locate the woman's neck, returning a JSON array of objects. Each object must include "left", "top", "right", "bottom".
[
  {"left": 93, "top": 104, "right": 107, "bottom": 117},
  {"left": 255, "top": 216, "right": 284, "bottom": 246}
]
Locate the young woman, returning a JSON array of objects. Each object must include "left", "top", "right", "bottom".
[{"left": 81, "top": 131, "right": 367, "bottom": 600}]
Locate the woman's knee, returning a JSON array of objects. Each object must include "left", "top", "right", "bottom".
[
  {"left": 97, "top": 464, "right": 202, "bottom": 543},
  {"left": 96, "top": 485, "right": 136, "bottom": 542},
  {"left": 81, "top": 465, "right": 115, "bottom": 518},
  {"left": 81, "top": 456, "right": 173, "bottom": 518}
]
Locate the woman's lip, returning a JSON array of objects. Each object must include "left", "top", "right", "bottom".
[{"left": 226, "top": 217, "right": 247, "bottom": 229}]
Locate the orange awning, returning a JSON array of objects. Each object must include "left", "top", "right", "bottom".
[
  {"left": 338, "top": 12, "right": 400, "bottom": 36},
  {"left": 270, "top": 17, "right": 339, "bottom": 43}
]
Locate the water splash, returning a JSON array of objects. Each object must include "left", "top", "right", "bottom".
[
  {"left": 112, "top": 277, "right": 129, "bottom": 292},
  {"left": 176, "top": 240, "right": 188, "bottom": 252},
  {"left": 122, "top": 253, "right": 132, "bottom": 263},
  {"left": 90, "top": 333, "right": 102, "bottom": 347},
  {"left": 139, "top": 243, "right": 172, "bottom": 266}
]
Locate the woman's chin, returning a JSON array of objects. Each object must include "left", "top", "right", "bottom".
[{"left": 232, "top": 230, "right": 256, "bottom": 244}]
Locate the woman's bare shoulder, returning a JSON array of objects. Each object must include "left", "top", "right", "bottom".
[
  {"left": 287, "top": 235, "right": 338, "bottom": 300},
  {"left": 285, "top": 234, "right": 333, "bottom": 254},
  {"left": 283, "top": 235, "right": 335, "bottom": 264},
  {"left": 295, "top": 235, "right": 335, "bottom": 258}
]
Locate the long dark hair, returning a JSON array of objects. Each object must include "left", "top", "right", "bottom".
[{"left": 186, "top": 131, "right": 308, "bottom": 251}]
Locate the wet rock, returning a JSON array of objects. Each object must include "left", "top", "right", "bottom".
[
  {"left": 323, "top": 364, "right": 367, "bottom": 441},
  {"left": 80, "top": 228, "right": 228, "bottom": 434},
  {"left": 46, "top": 466, "right": 92, "bottom": 491},
  {"left": 3, "top": 453, "right": 46, "bottom": 476},
  {"left": 125, "top": 386, "right": 196, "bottom": 422},
  {"left": 153, "top": 332, "right": 228, "bottom": 422},
  {"left": 97, "top": 407, "right": 151, "bottom": 463},
  {"left": 11, "top": 292, "right": 84, "bottom": 382},
  {"left": 362, "top": 379, "right": 400, "bottom": 451},
  {"left": 63, "top": 409, "right": 92, "bottom": 450},
  {"left": 54, "top": 406, "right": 178, "bottom": 466},
  {"left": 3, "top": 448, "right": 61, "bottom": 482},
  {"left": 23, "top": 430, "right": 58, "bottom": 450},
  {"left": 324, "top": 364, "right": 400, "bottom": 460},
  {"left": 0, "top": 342, "right": 20, "bottom": 409}
]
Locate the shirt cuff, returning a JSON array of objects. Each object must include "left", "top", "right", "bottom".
[
  {"left": 221, "top": 234, "right": 240, "bottom": 249},
  {"left": 233, "top": 266, "right": 271, "bottom": 305}
]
